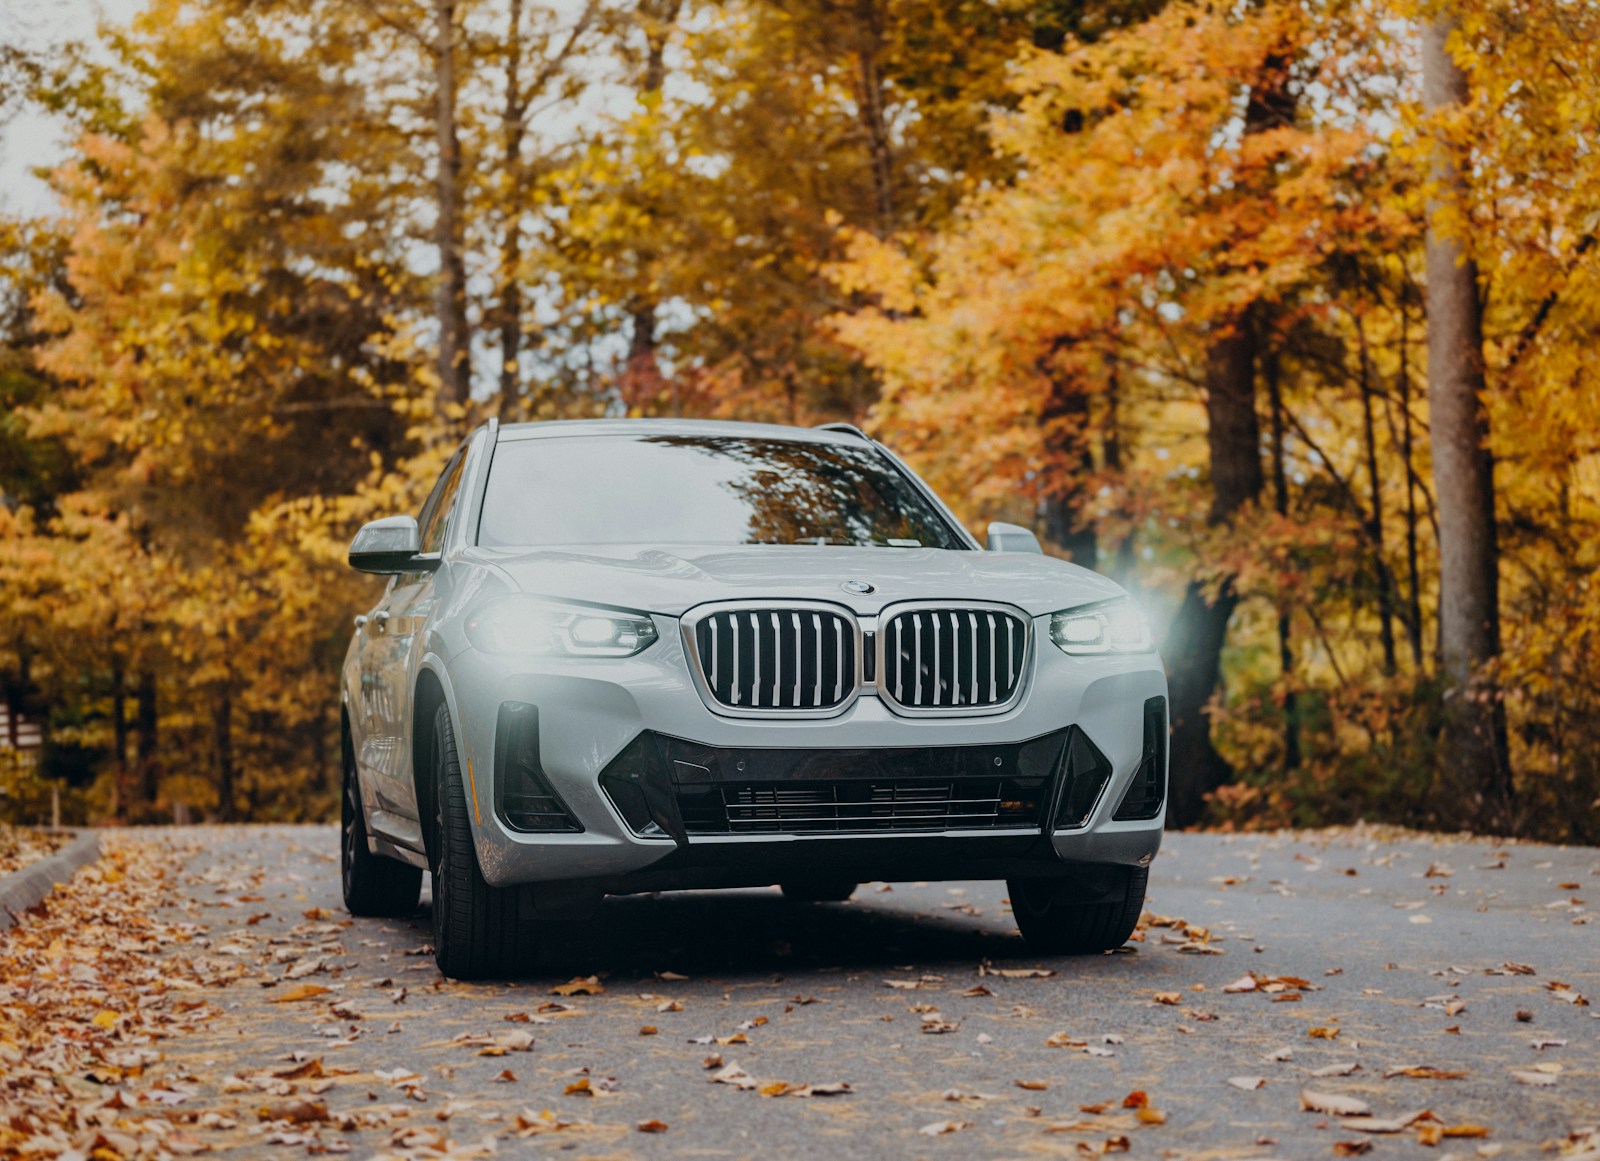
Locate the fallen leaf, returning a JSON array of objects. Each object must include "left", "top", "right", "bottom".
[
  {"left": 1015, "top": 1079, "right": 1049, "bottom": 1091},
  {"left": 1121, "top": 1090, "right": 1148, "bottom": 1109},
  {"left": 257, "top": 1099, "right": 330, "bottom": 1124},
  {"left": 918, "top": 1120, "right": 971, "bottom": 1136},
  {"left": 270, "top": 984, "right": 331, "bottom": 1004},
  {"left": 552, "top": 976, "right": 604, "bottom": 997},
  {"left": 1384, "top": 1065, "right": 1466, "bottom": 1080},
  {"left": 1300, "top": 1089, "right": 1372, "bottom": 1116},
  {"left": 1311, "top": 1063, "right": 1360, "bottom": 1077},
  {"left": 1044, "top": 1121, "right": 1103, "bottom": 1134},
  {"left": 1333, "top": 1139, "right": 1374, "bottom": 1155},
  {"left": 1136, "top": 1107, "right": 1166, "bottom": 1125},
  {"left": 1227, "top": 1077, "right": 1265, "bottom": 1091},
  {"left": 1546, "top": 982, "right": 1590, "bottom": 1006},
  {"left": 1511, "top": 1070, "right": 1557, "bottom": 1087},
  {"left": 1153, "top": 992, "right": 1182, "bottom": 1005},
  {"left": 1308, "top": 1025, "right": 1341, "bottom": 1039},
  {"left": 1339, "top": 1110, "right": 1432, "bottom": 1133},
  {"left": 637, "top": 1119, "right": 669, "bottom": 1133}
]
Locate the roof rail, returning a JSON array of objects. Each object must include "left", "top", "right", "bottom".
[{"left": 814, "top": 422, "right": 872, "bottom": 441}]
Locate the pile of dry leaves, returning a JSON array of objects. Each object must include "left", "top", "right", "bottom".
[
  {"left": 0, "top": 824, "right": 70, "bottom": 879},
  {"left": 0, "top": 831, "right": 223, "bottom": 1159}
]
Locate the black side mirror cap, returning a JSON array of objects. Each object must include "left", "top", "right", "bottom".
[{"left": 348, "top": 515, "right": 439, "bottom": 574}]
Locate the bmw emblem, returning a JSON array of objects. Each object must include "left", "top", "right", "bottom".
[{"left": 841, "top": 580, "right": 876, "bottom": 595}]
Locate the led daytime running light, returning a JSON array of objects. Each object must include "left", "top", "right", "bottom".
[
  {"left": 1048, "top": 599, "right": 1154, "bottom": 656},
  {"left": 465, "top": 598, "right": 658, "bottom": 658}
]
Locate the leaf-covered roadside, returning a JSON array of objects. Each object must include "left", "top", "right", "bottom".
[
  {"left": 0, "top": 832, "right": 219, "bottom": 1159},
  {"left": 0, "top": 824, "right": 68, "bottom": 878},
  {"left": 4, "top": 825, "right": 1598, "bottom": 1159}
]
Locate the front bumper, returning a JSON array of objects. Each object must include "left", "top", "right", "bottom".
[{"left": 443, "top": 617, "right": 1166, "bottom": 892}]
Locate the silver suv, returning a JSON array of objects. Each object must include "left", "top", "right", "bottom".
[{"left": 340, "top": 419, "right": 1167, "bottom": 978}]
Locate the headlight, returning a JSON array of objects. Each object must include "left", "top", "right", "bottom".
[
  {"left": 465, "top": 598, "right": 659, "bottom": 657},
  {"left": 1048, "top": 598, "right": 1154, "bottom": 656}
]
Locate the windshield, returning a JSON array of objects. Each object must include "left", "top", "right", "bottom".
[{"left": 477, "top": 434, "right": 966, "bottom": 550}]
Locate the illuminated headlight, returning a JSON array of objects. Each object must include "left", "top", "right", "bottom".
[
  {"left": 465, "top": 598, "right": 659, "bottom": 658},
  {"left": 1048, "top": 598, "right": 1154, "bottom": 656}
]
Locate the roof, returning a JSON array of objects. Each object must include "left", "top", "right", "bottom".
[{"left": 495, "top": 417, "right": 869, "bottom": 446}]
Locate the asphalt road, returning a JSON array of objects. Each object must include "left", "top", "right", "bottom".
[{"left": 138, "top": 824, "right": 1597, "bottom": 1159}]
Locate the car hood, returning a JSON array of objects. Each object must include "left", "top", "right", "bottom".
[{"left": 465, "top": 544, "right": 1124, "bottom": 618}]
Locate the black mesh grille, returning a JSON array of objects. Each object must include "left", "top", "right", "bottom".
[
  {"left": 880, "top": 607, "right": 1029, "bottom": 711},
  {"left": 685, "top": 778, "right": 1042, "bottom": 834},
  {"left": 693, "top": 608, "right": 857, "bottom": 711},
  {"left": 666, "top": 732, "right": 1067, "bottom": 837}
]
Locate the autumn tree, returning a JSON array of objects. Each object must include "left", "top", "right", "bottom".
[{"left": 1418, "top": 5, "right": 1510, "bottom": 827}]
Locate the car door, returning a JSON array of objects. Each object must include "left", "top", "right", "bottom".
[{"left": 356, "top": 446, "right": 470, "bottom": 845}]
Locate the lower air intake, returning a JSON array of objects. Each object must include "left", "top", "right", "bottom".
[
  {"left": 494, "top": 703, "right": 582, "bottom": 833},
  {"left": 665, "top": 732, "right": 1067, "bottom": 836},
  {"left": 1113, "top": 696, "right": 1168, "bottom": 820}
]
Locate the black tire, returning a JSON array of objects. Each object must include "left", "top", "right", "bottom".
[
  {"left": 430, "top": 704, "right": 540, "bottom": 980},
  {"left": 341, "top": 737, "right": 423, "bottom": 918},
  {"left": 1007, "top": 865, "right": 1148, "bottom": 955},
  {"left": 780, "top": 878, "right": 858, "bottom": 903}
]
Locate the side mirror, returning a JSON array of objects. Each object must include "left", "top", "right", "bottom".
[
  {"left": 986, "top": 521, "right": 1043, "bottom": 554},
  {"left": 349, "top": 515, "right": 437, "bottom": 574}
]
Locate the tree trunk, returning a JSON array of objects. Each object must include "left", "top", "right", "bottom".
[
  {"left": 1102, "top": 359, "right": 1136, "bottom": 585},
  {"left": 1421, "top": 15, "right": 1512, "bottom": 829},
  {"left": 111, "top": 651, "right": 128, "bottom": 820},
  {"left": 1163, "top": 584, "right": 1240, "bottom": 827},
  {"left": 1040, "top": 342, "right": 1098, "bottom": 567},
  {"left": 1267, "top": 352, "right": 1300, "bottom": 770},
  {"left": 496, "top": 0, "right": 527, "bottom": 418},
  {"left": 1356, "top": 315, "right": 1397, "bottom": 675},
  {"left": 1397, "top": 305, "right": 1425, "bottom": 669},
  {"left": 851, "top": 0, "right": 894, "bottom": 236},
  {"left": 213, "top": 684, "right": 235, "bottom": 823},
  {"left": 434, "top": 0, "right": 471, "bottom": 412},
  {"left": 622, "top": 0, "right": 682, "bottom": 411},
  {"left": 1164, "top": 311, "right": 1263, "bottom": 826},
  {"left": 1163, "top": 48, "right": 1293, "bottom": 828},
  {"left": 136, "top": 669, "right": 158, "bottom": 816}
]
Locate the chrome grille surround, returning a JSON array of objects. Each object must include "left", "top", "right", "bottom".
[
  {"left": 680, "top": 600, "right": 863, "bottom": 719},
  {"left": 876, "top": 600, "right": 1032, "bottom": 717}
]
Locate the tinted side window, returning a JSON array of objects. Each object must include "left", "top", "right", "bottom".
[{"left": 417, "top": 451, "right": 467, "bottom": 555}]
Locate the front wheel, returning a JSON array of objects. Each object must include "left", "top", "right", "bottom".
[
  {"left": 341, "top": 740, "right": 422, "bottom": 918},
  {"left": 1007, "top": 865, "right": 1147, "bottom": 954},
  {"left": 430, "top": 704, "right": 540, "bottom": 979}
]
